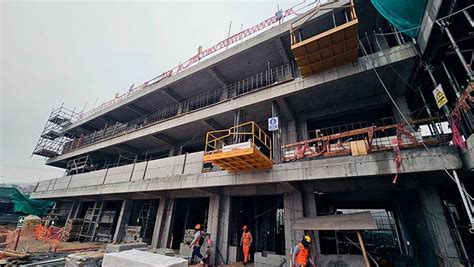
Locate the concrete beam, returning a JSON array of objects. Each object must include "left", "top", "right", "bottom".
[
  {"left": 33, "top": 146, "right": 462, "bottom": 199},
  {"left": 300, "top": 94, "right": 391, "bottom": 121},
  {"left": 276, "top": 97, "right": 296, "bottom": 121},
  {"left": 207, "top": 67, "right": 228, "bottom": 86},
  {"left": 202, "top": 118, "right": 224, "bottom": 130},
  {"left": 160, "top": 88, "right": 182, "bottom": 103},
  {"left": 151, "top": 133, "right": 178, "bottom": 147},
  {"left": 97, "top": 116, "right": 115, "bottom": 125},
  {"left": 125, "top": 104, "right": 147, "bottom": 116},
  {"left": 47, "top": 43, "right": 417, "bottom": 164},
  {"left": 115, "top": 144, "right": 138, "bottom": 155},
  {"left": 274, "top": 37, "right": 290, "bottom": 65}
]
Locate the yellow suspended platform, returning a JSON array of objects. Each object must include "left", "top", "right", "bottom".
[
  {"left": 290, "top": 1, "right": 359, "bottom": 77},
  {"left": 203, "top": 121, "right": 273, "bottom": 173}
]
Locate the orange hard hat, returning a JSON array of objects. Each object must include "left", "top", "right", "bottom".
[
  {"left": 195, "top": 224, "right": 201, "bottom": 230},
  {"left": 242, "top": 225, "right": 248, "bottom": 230}
]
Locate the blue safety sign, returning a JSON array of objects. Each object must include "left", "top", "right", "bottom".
[{"left": 268, "top": 117, "right": 279, "bottom": 131}]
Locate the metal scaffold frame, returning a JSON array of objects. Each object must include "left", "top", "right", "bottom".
[{"left": 32, "top": 104, "right": 79, "bottom": 158}]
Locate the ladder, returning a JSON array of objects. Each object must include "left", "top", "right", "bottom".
[{"left": 79, "top": 201, "right": 104, "bottom": 241}]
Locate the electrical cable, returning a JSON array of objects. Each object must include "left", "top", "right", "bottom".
[{"left": 358, "top": 39, "right": 474, "bottom": 202}]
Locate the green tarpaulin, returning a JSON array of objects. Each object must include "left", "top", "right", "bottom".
[
  {"left": 0, "top": 187, "right": 53, "bottom": 215},
  {"left": 371, "top": 0, "right": 427, "bottom": 38}
]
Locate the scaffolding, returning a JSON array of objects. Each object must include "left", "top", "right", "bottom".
[
  {"left": 32, "top": 104, "right": 79, "bottom": 158},
  {"left": 204, "top": 121, "right": 273, "bottom": 172},
  {"left": 290, "top": 0, "right": 359, "bottom": 77}
]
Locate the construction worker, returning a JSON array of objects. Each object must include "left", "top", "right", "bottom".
[
  {"left": 189, "top": 224, "right": 205, "bottom": 264},
  {"left": 292, "top": 235, "right": 312, "bottom": 267},
  {"left": 240, "top": 225, "right": 253, "bottom": 265}
]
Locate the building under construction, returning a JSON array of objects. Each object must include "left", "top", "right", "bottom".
[{"left": 30, "top": 0, "right": 474, "bottom": 266}]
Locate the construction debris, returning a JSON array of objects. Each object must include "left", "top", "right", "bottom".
[{"left": 65, "top": 251, "right": 104, "bottom": 267}]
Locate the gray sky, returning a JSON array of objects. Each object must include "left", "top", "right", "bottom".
[{"left": 1, "top": 0, "right": 295, "bottom": 184}]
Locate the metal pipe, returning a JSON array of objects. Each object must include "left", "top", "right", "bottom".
[
  {"left": 441, "top": 60, "right": 461, "bottom": 98},
  {"left": 441, "top": 22, "right": 474, "bottom": 80},
  {"left": 453, "top": 170, "right": 474, "bottom": 233},
  {"left": 463, "top": 10, "right": 474, "bottom": 27}
]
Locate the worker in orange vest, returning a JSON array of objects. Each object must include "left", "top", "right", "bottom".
[
  {"left": 292, "top": 235, "right": 312, "bottom": 267},
  {"left": 240, "top": 225, "right": 253, "bottom": 265}
]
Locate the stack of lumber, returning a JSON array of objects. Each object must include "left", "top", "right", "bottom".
[{"left": 62, "top": 218, "right": 83, "bottom": 241}]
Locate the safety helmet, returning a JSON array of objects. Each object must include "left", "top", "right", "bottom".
[
  {"left": 303, "top": 235, "right": 312, "bottom": 243},
  {"left": 195, "top": 224, "right": 201, "bottom": 230},
  {"left": 242, "top": 225, "right": 249, "bottom": 230}
]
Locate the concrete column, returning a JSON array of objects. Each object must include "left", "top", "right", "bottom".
[
  {"left": 392, "top": 95, "right": 412, "bottom": 123},
  {"left": 159, "top": 197, "right": 175, "bottom": 248},
  {"left": 419, "top": 185, "right": 461, "bottom": 266},
  {"left": 151, "top": 197, "right": 167, "bottom": 249},
  {"left": 302, "top": 192, "right": 321, "bottom": 254},
  {"left": 113, "top": 199, "right": 133, "bottom": 243},
  {"left": 283, "top": 120, "right": 298, "bottom": 144},
  {"left": 272, "top": 101, "right": 282, "bottom": 163},
  {"left": 66, "top": 201, "right": 79, "bottom": 221},
  {"left": 233, "top": 110, "right": 246, "bottom": 143},
  {"left": 73, "top": 201, "right": 84, "bottom": 218},
  {"left": 216, "top": 189, "right": 231, "bottom": 265},
  {"left": 284, "top": 191, "right": 304, "bottom": 261},
  {"left": 298, "top": 120, "right": 308, "bottom": 141},
  {"left": 207, "top": 194, "right": 220, "bottom": 266}
]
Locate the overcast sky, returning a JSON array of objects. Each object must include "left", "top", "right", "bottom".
[{"left": 1, "top": 0, "right": 297, "bottom": 184}]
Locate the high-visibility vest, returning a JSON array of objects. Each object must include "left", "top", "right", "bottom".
[
  {"left": 242, "top": 231, "right": 252, "bottom": 246},
  {"left": 296, "top": 242, "right": 309, "bottom": 266}
]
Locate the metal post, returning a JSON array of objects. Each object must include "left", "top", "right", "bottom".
[
  {"left": 417, "top": 87, "right": 439, "bottom": 137},
  {"left": 445, "top": 202, "right": 471, "bottom": 267},
  {"left": 392, "top": 25, "right": 402, "bottom": 45},
  {"left": 441, "top": 22, "right": 474, "bottom": 81},
  {"left": 453, "top": 170, "right": 474, "bottom": 233},
  {"left": 441, "top": 60, "right": 461, "bottom": 98},
  {"left": 463, "top": 10, "right": 474, "bottom": 28}
]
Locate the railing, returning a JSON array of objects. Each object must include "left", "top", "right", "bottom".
[
  {"left": 282, "top": 117, "right": 449, "bottom": 162},
  {"left": 62, "top": 64, "right": 292, "bottom": 154},
  {"left": 205, "top": 121, "right": 272, "bottom": 160}
]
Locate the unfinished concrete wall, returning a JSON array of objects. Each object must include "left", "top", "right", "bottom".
[
  {"left": 35, "top": 152, "right": 204, "bottom": 193},
  {"left": 105, "top": 165, "right": 134, "bottom": 184},
  {"left": 69, "top": 169, "right": 108, "bottom": 188}
]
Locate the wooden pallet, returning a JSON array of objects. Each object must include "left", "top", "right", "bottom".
[{"left": 61, "top": 218, "right": 83, "bottom": 242}]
